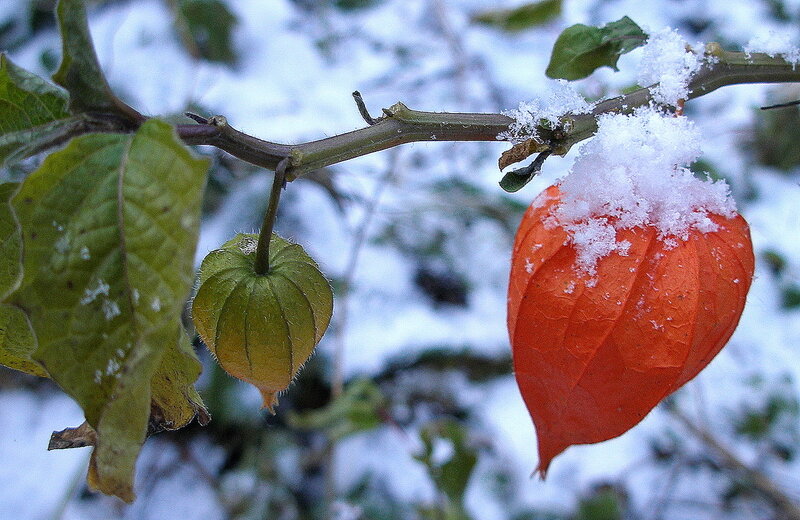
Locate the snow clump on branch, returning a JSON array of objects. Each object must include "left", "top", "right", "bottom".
[
  {"left": 498, "top": 80, "right": 595, "bottom": 144},
  {"left": 744, "top": 30, "right": 800, "bottom": 66},
  {"left": 637, "top": 28, "right": 704, "bottom": 106}
]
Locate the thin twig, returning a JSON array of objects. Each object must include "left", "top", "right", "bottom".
[
  {"left": 508, "top": 150, "right": 552, "bottom": 178},
  {"left": 170, "top": 50, "right": 800, "bottom": 179},
  {"left": 761, "top": 99, "right": 800, "bottom": 110},
  {"left": 352, "top": 91, "right": 380, "bottom": 125},
  {"left": 669, "top": 406, "right": 800, "bottom": 520}
]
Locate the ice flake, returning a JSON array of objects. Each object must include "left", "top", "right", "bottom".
[
  {"left": 102, "top": 300, "right": 121, "bottom": 320},
  {"left": 239, "top": 236, "right": 258, "bottom": 255},
  {"left": 151, "top": 297, "right": 161, "bottom": 312},
  {"left": 105, "top": 357, "right": 121, "bottom": 376},
  {"left": 181, "top": 214, "right": 195, "bottom": 230},
  {"left": 498, "top": 80, "right": 595, "bottom": 143},
  {"left": 638, "top": 28, "right": 704, "bottom": 106},
  {"left": 132, "top": 289, "right": 140, "bottom": 305},
  {"left": 80, "top": 246, "right": 90, "bottom": 260},
  {"left": 745, "top": 30, "right": 800, "bottom": 66},
  {"left": 543, "top": 107, "right": 736, "bottom": 277},
  {"left": 80, "top": 280, "right": 110, "bottom": 305},
  {"left": 524, "top": 258, "right": 534, "bottom": 273},
  {"left": 54, "top": 235, "right": 69, "bottom": 254}
]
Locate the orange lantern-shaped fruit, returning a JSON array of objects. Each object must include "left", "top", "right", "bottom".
[{"left": 508, "top": 185, "right": 754, "bottom": 475}]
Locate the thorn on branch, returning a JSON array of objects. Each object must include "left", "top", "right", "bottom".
[
  {"left": 760, "top": 99, "right": 800, "bottom": 110},
  {"left": 352, "top": 91, "right": 381, "bottom": 125},
  {"left": 185, "top": 112, "right": 209, "bottom": 124}
]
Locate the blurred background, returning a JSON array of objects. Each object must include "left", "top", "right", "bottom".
[{"left": 1, "top": 0, "right": 800, "bottom": 518}]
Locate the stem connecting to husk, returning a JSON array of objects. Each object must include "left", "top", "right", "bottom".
[{"left": 254, "top": 157, "right": 289, "bottom": 275}]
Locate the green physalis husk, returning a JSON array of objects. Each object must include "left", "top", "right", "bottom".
[{"left": 192, "top": 233, "right": 333, "bottom": 411}]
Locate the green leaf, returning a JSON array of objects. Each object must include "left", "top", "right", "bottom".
[
  {"left": 0, "top": 182, "right": 23, "bottom": 299},
  {"left": 176, "top": 0, "right": 238, "bottom": 64},
  {"left": 0, "top": 54, "right": 81, "bottom": 166},
  {"left": 192, "top": 232, "right": 333, "bottom": 411},
  {"left": 415, "top": 419, "right": 478, "bottom": 506},
  {"left": 545, "top": 16, "right": 647, "bottom": 80},
  {"left": 52, "top": 0, "right": 140, "bottom": 121},
  {"left": 289, "top": 378, "right": 385, "bottom": 440},
  {"left": 472, "top": 0, "right": 562, "bottom": 32},
  {"left": 10, "top": 119, "right": 209, "bottom": 501}
]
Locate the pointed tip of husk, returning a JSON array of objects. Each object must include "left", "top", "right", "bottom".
[{"left": 260, "top": 391, "right": 279, "bottom": 413}]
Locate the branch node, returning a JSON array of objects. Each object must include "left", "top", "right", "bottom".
[
  {"left": 352, "top": 91, "right": 380, "bottom": 125},
  {"left": 209, "top": 115, "right": 228, "bottom": 127}
]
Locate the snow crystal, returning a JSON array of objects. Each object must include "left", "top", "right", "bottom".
[
  {"left": 498, "top": 80, "right": 595, "bottom": 143},
  {"left": 54, "top": 235, "right": 69, "bottom": 254},
  {"left": 79, "top": 246, "right": 90, "bottom": 260},
  {"left": 544, "top": 106, "right": 736, "bottom": 277},
  {"left": 744, "top": 30, "right": 800, "bottom": 66},
  {"left": 151, "top": 297, "right": 161, "bottom": 312},
  {"left": 524, "top": 258, "right": 534, "bottom": 273},
  {"left": 102, "top": 299, "right": 121, "bottom": 320},
  {"left": 132, "top": 288, "right": 140, "bottom": 305},
  {"left": 638, "top": 28, "right": 704, "bottom": 106},
  {"left": 239, "top": 236, "right": 258, "bottom": 255},
  {"left": 80, "top": 280, "right": 110, "bottom": 304},
  {"left": 105, "top": 357, "right": 121, "bottom": 376}
]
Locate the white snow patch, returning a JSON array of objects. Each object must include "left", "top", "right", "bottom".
[
  {"left": 543, "top": 106, "right": 736, "bottom": 277},
  {"left": 238, "top": 236, "right": 258, "bottom": 255},
  {"left": 80, "top": 279, "right": 110, "bottom": 304},
  {"left": 638, "top": 28, "right": 704, "bottom": 106},
  {"left": 744, "top": 30, "right": 800, "bottom": 66},
  {"left": 498, "top": 80, "right": 595, "bottom": 143},
  {"left": 54, "top": 235, "right": 69, "bottom": 254},
  {"left": 102, "top": 299, "right": 121, "bottom": 321}
]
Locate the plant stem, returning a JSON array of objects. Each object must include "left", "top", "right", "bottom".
[
  {"left": 253, "top": 158, "right": 289, "bottom": 275},
  {"left": 174, "top": 50, "right": 800, "bottom": 177}
]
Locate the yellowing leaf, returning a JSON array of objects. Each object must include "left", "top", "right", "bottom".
[
  {"left": 0, "top": 303, "right": 46, "bottom": 377},
  {"left": 10, "top": 119, "right": 209, "bottom": 501},
  {"left": 150, "top": 328, "right": 209, "bottom": 432},
  {"left": 192, "top": 233, "right": 333, "bottom": 411}
]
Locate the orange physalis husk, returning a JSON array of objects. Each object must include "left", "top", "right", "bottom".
[{"left": 508, "top": 185, "right": 754, "bottom": 475}]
